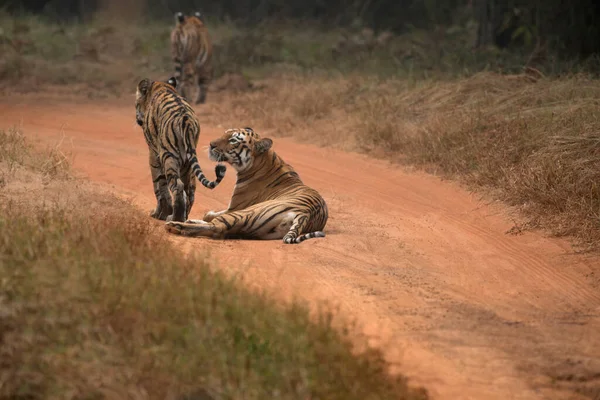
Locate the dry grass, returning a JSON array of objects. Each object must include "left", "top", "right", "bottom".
[
  {"left": 0, "top": 126, "right": 72, "bottom": 183},
  {"left": 209, "top": 72, "right": 600, "bottom": 249},
  {"left": 38, "top": 134, "right": 73, "bottom": 180},
  {"left": 365, "top": 73, "right": 600, "bottom": 248},
  {"left": 0, "top": 127, "right": 28, "bottom": 170},
  {"left": 0, "top": 130, "right": 427, "bottom": 400}
]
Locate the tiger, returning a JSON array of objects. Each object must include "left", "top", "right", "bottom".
[
  {"left": 165, "top": 127, "right": 328, "bottom": 244},
  {"left": 171, "top": 11, "right": 213, "bottom": 104},
  {"left": 135, "top": 76, "right": 226, "bottom": 223}
]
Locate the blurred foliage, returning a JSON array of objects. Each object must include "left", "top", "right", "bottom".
[{"left": 0, "top": 0, "right": 599, "bottom": 60}]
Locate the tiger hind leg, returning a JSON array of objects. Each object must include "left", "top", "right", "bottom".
[
  {"left": 184, "top": 168, "right": 197, "bottom": 218},
  {"left": 178, "top": 63, "right": 195, "bottom": 102},
  {"left": 165, "top": 179, "right": 187, "bottom": 223},
  {"left": 194, "top": 76, "right": 208, "bottom": 104},
  {"left": 151, "top": 185, "right": 173, "bottom": 221},
  {"left": 149, "top": 152, "right": 172, "bottom": 220},
  {"left": 194, "top": 63, "right": 211, "bottom": 104},
  {"left": 195, "top": 85, "right": 207, "bottom": 105},
  {"left": 164, "top": 158, "right": 187, "bottom": 222},
  {"left": 283, "top": 214, "right": 326, "bottom": 244}
]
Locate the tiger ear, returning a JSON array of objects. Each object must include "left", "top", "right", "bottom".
[
  {"left": 167, "top": 76, "right": 177, "bottom": 88},
  {"left": 255, "top": 138, "right": 273, "bottom": 154},
  {"left": 175, "top": 12, "right": 185, "bottom": 23},
  {"left": 137, "top": 79, "right": 151, "bottom": 96}
]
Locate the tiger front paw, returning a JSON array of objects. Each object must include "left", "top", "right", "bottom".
[
  {"left": 202, "top": 210, "right": 218, "bottom": 222},
  {"left": 165, "top": 221, "right": 182, "bottom": 234}
]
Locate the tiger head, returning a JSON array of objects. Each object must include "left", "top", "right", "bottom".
[
  {"left": 135, "top": 77, "right": 177, "bottom": 127},
  {"left": 208, "top": 127, "right": 273, "bottom": 172}
]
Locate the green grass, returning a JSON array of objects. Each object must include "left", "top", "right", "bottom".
[{"left": 0, "top": 129, "right": 427, "bottom": 399}]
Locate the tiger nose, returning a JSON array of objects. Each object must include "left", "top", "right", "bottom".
[{"left": 209, "top": 141, "right": 217, "bottom": 149}]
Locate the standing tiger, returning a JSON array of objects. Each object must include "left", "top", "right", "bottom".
[
  {"left": 171, "top": 11, "right": 213, "bottom": 104},
  {"left": 135, "top": 76, "right": 226, "bottom": 222},
  {"left": 165, "top": 128, "right": 328, "bottom": 244}
]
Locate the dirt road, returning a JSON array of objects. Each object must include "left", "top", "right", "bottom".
[{"left": 2, "top": 97, "right": 600, "bottom": 400}]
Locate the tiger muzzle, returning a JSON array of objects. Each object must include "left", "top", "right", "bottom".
[{"left": 208, "top": 147, "right": 225, "bottom": 163}]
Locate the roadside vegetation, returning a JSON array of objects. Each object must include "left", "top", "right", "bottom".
[{"left": 0, "top": 128, "right": 428, "bottom": 399}]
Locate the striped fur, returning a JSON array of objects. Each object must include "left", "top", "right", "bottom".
[
  {"left": 165, "top": 128, "right": 328, "bottom": 244},
  {"left": 135, "top": 77, "right": 226, "bottom": 222},
  {"left": 170, "top": 11, "right": 213, "bottom": 104}
]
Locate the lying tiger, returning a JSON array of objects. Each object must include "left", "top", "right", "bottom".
[{"left": 165, "top": 127, "right": 328, "bottom": 244}]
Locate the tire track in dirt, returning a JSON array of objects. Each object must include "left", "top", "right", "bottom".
[{"left": 2, "top": 97, "right": 599, "bottom": 400}]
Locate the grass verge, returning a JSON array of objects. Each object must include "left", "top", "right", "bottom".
[{"left": 0, "top": 128, "right": 427, "bottom": 399}]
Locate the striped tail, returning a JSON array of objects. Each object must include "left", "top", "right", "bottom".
[
  {"left": 189, "top": 152, "right": 226, "bottom": 189},
  {"left": 174, "top": 55, "right": 183, "bottom": 85},
  {"left": 284, "top": 231, "right": 326, "bottom": 244}
]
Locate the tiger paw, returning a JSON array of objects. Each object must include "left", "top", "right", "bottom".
[
  {"left": 166, "top": 210, "right": 187, "bottom": 223},
  {"left": 203, "top": 211, "right": 218, "bottom": 222},
  {"left": 150, "top": 201, "right": 173, "bottom": 221},
  {"left": 150, "top": 208, "right": 168, "bottom": 221},
  {"left": 165, "top": 221, "right": 182, "bottom": 234}
]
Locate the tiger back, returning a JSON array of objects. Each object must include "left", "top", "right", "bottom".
[
  {"left": 170, "top": 12, "right": 213, "bottom": 105},
  {"left": 135, "top": 76, "right": 226, "bottom": 223},
  {"left": 165, "top": 127, "right": 328, "bottom": 244}
]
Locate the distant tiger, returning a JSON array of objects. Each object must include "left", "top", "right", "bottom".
[
  {"left": 165, "top": 127, "right": 328, "bottom": 244},
  {"left": 135, "top": 76, "right": 226, "bottom": 222},
  {"left": 171, "top": 11, "right": 213, "bottom": 104}
]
